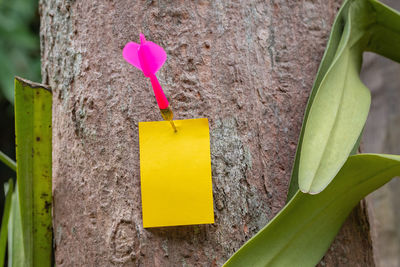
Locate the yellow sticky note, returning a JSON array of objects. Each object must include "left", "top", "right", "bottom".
[{"left": 139, "top": 118, "right": 214, "bottom": 228}]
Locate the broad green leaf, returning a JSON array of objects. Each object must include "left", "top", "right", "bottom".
[
  {"left": 224, "top": 154, "right": 400, "bottom": 267},
  {"left": 367, "top": 0, "right": 400, "bottom": 63},
  {"left": 8, "top": 184, "right": 25, "bottom": 267},
  {"left": 15, "top": 77, "right": 52, "bottom": 267},
  {"left": 0, "top": 179, "right": 13, "bottom": 266},
  {"left": 291, "top": 0, "right": 400, "bottom": 194},
  {"left": 0, "top": 151, "right": 16, "bottom": 172},
  {"left": 287, "top": 0, "right": 354, "bottom": 199}
]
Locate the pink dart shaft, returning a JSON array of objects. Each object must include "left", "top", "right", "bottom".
[{"left": 149, "top": 74, "right": 169, "bottom": 109}]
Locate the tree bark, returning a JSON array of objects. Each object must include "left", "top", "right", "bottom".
[{"left": 39, "top": 0, "right": 374, "bottom": 266}]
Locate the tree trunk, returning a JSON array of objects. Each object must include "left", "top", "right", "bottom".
[{"left": 39, "top": 0, "right": 374, "bottom": 266}]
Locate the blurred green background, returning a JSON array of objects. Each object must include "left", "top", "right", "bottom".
[{"left": 0, "top": 0, "right": 40, "bottom": 224}]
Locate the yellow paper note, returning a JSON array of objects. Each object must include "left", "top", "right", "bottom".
[{"left": 139, "top": 118, "right": 214, "bottom": 228}]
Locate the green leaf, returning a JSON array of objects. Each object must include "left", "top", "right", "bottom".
[
  {"left": 0, "top": 151, "right": 16, "bottom": 172},
  {"left": 15, "top": 77, "right": 52, "bottom": 267},
  {"left": 287, "top": 0, "right": 354, "bottom": 200},
  {"left": 224, "top": 154, "right": 400, "bottom": 267},
  {"left": 291, "top": 0, "right": 400, "bottom": 194},
  {"left": 8, "top": 184, "right": 25, "bottom": 267},
  {"left": 0, "top": 179, "right": 13, "bottom": 266},
  {"left": 367, "top": 0, "right": 400, "bottom": 63}
]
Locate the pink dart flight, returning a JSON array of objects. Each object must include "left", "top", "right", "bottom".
[{"left": 123, "top": 34, "right": 169, "bottom": 109}]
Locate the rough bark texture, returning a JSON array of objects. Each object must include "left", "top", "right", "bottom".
[{"left": 40, "top": 0, "right": 374, "bottom": 266}]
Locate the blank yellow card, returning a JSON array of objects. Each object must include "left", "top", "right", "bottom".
[{"left": 139, "top": 118, "right": 214, "bottom": 228}]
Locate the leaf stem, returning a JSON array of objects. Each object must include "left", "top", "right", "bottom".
[{"left": 0, "top": 151, "right": 16, "bottom": 172}]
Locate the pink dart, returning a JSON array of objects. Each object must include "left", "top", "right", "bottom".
[{"left": 123, "top": 33, "right": 177, "bottom": 132}]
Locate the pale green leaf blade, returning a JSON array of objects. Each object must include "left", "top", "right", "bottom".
[
  {"left": 8, "top": 184, "right": 25, "bottom": 267},
  {"left": 299, "top": 46, "right": 370, "bottom": 193},
  {"left": 288, "top": 0, "right": 400, "bottom": 197},
  {"left": 15, "top": 77, "right": 52, "bottom": 267},
  {"left": 0, "top": 179, "right": 14, "bottom": 266},
  {"left": 297, "top": 1, "right": 373, "bottom": 194},
  {"left": 224, "top": 154, "right": 400, "bottom": 267},
  {"left": 287, "top": 0, "right": 353, "bottom": 200},
  {"left": 0, "top": 151, "right": 16, "bottom": 172}
]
